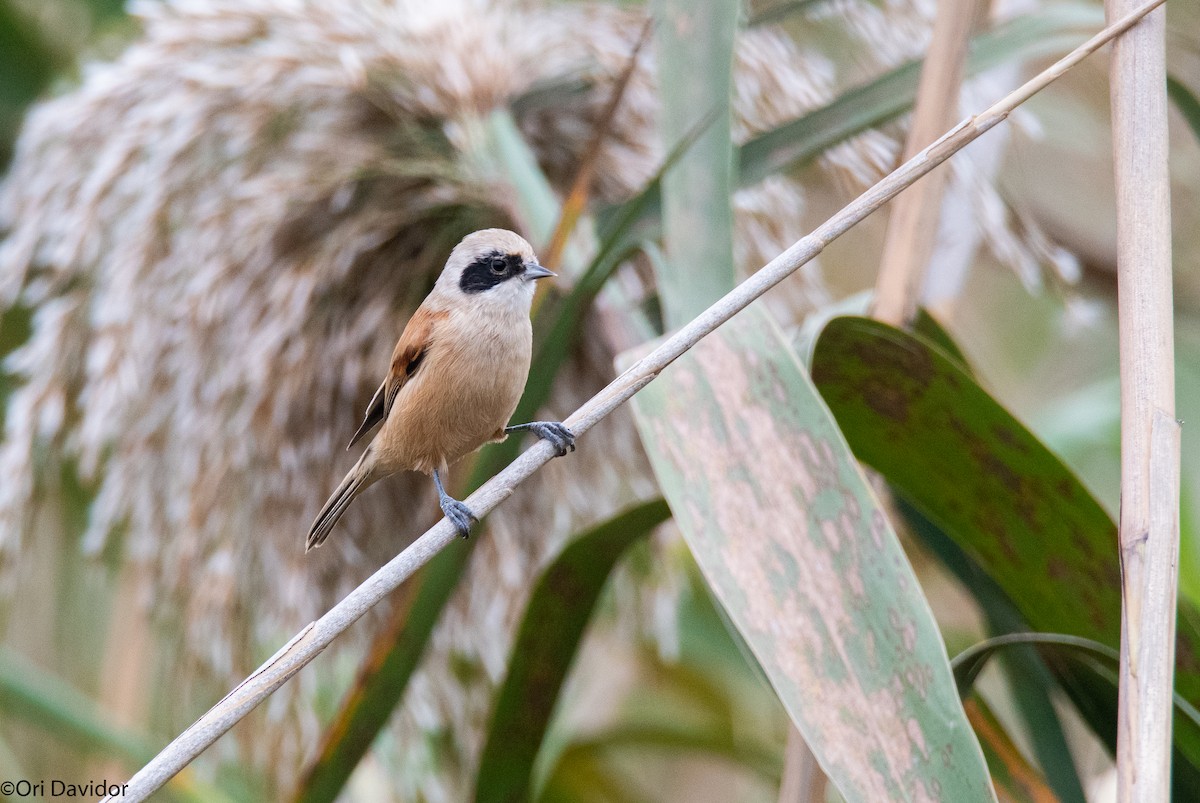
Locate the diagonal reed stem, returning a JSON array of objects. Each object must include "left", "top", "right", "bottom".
[{"left": 102, "top": 2, "right": 1169, "bottom": 799}]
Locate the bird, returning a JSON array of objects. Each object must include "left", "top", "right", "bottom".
[{"left": 306, "top": 228, "right": 576, "bottom": 551}]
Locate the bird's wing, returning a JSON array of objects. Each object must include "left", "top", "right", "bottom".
[{"left": 346, "top": 306, "right": 447, "bottom": 449}]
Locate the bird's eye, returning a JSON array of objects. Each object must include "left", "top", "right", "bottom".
[{"left": 490, "top": 257, "right": 507, "bottom": 275}]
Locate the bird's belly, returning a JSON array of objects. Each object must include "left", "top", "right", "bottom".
[{"left": 375, "top": 335, "right": 530, "bottom": 474}]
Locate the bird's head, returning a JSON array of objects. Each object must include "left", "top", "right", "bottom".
[{"left": 436, "top": 228, "right": 554, "bottom": 314}]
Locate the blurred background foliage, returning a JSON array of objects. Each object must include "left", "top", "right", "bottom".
[{"left": 1, "top": 0, "right": 1199, "bottom": 802}]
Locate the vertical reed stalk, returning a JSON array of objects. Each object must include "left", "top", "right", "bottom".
[
  {"left": 653, "top": 0, "right": 738, "bottom": 328},
  {"left": 872, "top": 0, "right": 981, "bottom": 325},
  {"left": 1107, "top": 1, "right": 1179, "bottom": 800},
  {"left": 777, "top": 725, "right": 827, "bottom": 803}
]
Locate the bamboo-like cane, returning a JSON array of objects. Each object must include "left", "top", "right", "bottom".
[
  {"left": 1107, "top": 1, "right": 1179, "bottom": 800},
  {"left": 872, "top": 0, "right": 981, "bottom": 325},
  {"left": 777, "top": 725, "right": 826, "bottom": 803},
  {"left": 101, "top": 2, "right": 1170, "bottom": 799}
]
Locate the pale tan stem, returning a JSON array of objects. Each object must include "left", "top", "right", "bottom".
[
  {"left": 1107, "top": 0, "right": 1179, "bottom": 798},
  {"left": 102, "top": 3, "right": 1170, "bottom": 799},
  {"left": 777, "top": 724, "right": 827, "bottom": 803},
  {"left": 872, "top": 0, "right": 981, "bottom": 326}
]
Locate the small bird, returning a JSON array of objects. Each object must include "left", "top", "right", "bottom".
[{"left": 306, "top": 229, "right": 575, "bottom": 551}]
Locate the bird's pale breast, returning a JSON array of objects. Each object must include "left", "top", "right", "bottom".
[{"left": 372, "top": 306, "right": 532, "bottom": 475}]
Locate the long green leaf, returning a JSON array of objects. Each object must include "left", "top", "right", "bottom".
[
  {"left": 0, "top": 649, "right": 226, "bottom": 803},
  {"left": 901, "top": 500, "right": 1087, "bottom": 803},
  {"left": 465, "top": 109, "right": 562, "bottom": 249},
  {"left": 549, "top": 723, "right": 781, "bottom": 782},
  {"left": 747, "top": 0, "right": 831, "bottom": 28},
  {"left": 1168, "top": 75, "right": 1200, "bottom": 145},
  {"left": 473, "top": 499, "right": 671, "bottom": 803},
  {"left": 953, "top": 631, "right": 1200, "bottom": 801},
  {"left": 953, "top": 633, "right": 1119, "bottom": 695},
  {"left": 0, "top": 648, "right": 152, "bottom": 763},
  {"left": 652, "top": 0, "right": 738, "bottom": 328},
  {"left": 952, "top": 633, "right": 1200, "bottom": 730},
  {"left": 0, "top": 0, "right": 59, "bottom": 166},
  {"left": 739, "top": 4, "right": 1102, "bottom": 185},
  {"left": 628, "top": 308, "right": 995, "bottom": 802},
  {"left": 810, "top": 316, "right": 1200, "bottom": 771}
]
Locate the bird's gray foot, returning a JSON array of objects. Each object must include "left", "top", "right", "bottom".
[
  {"left": 440, "top": 497, "right": 477, "bottom": 539},
  {"left": 506, "top": 421, "right": 576, "bottom": 457},
  {"left": 433, "top": 469, "right": 476, "bottom": 539}
]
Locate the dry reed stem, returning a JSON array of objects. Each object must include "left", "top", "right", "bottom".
[
  {"left": 101, "top": 2, "right": 1169, "bottom": 799},
  {"left": 871, "top": 0, "right": 980, "bottom": 325},
  {"left": 777, "top": 724, "right": 826, "bottom": 803},
  {"left": 541, "top": 18, "right": 654, "bottom": 274},
  {"left": 1108, "top": 1, "right": 1177, "bottom": 796}
]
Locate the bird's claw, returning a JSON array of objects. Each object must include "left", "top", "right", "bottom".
[
  {"left": 440, "top": 497, "right": 477, "bottom": 539},
  {"left": 528, "top": 421, "right": 576, "bottom": 457}
]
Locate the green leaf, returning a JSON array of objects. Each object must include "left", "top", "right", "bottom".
[
  {"left": 549, "top": 722, "right": 781, "bottom": 783},
  {"left": 652, "top": 0, "right": 738, "bottom": 328},
  {"left": 1182, "top": 482, "right": 1200, "bottom": 609},
  {"left": 952, "top": 631, "right": 1200, "bottom": 801},
  {"left": 952, "top": 632, "right": 1200, "bottom": 730},
  {"left": 464, "top": 109, "right": 562, "bottom": 248},
  {"left": 628, "top": 307, "right": 995, "bottom": 802},
  {"left": 0, "top": 0, "right": 59, "bottom": 166},
  {"left": 0, "top": 648, "right": 226, "bottom": 803},
  {"left": 810, "top": 316, "right": 1200, "bottom": 771},
  {"left": 738, "top": 5, "right": 1103, "bottom": 186},
  {"left": 1168, "top": 75, "right": 1200, "bottom": 146},
  {"left": 473, "top": 499, "right": 672, "bottom": 803},
  {"left": 952, "top": 633, "right": 1118, "bottom": 696},
  {"left": 912, "top": 308, "right": 971, "bottom": 372},
  {"left": 0, "top": 648, "right": 152, "bottom": 764},
  {"left": 746, "top": 0, "right": 832, "bottom": 28},
  {"left": 900, "top": 500, "right": 1087, "bottom": 803}
]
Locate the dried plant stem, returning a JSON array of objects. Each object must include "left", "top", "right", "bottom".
[
  {"left": 777, "top": 725, "right": 826, "bottom": 803},
  {"left": 1108, "top": 1, "right": 1178, "bottom": 800},
  {"left": 872, "top": 0, "right": 980, "bottom": 326},
  {"left": 541, "top": 17, "right": 654, "bottom": 274},
  {"left": 102, "top": 3, "right": 1168, "bottom": 799}
]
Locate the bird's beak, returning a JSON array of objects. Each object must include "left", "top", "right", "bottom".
[{"left": 523, "top": 263, "right": 556, "bottom": 282}]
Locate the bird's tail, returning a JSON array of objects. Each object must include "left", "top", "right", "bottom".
[{"left": 306, "top": 451, "right": 378, "bottom": 552}]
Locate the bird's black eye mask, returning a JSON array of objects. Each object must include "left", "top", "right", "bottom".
[{"left": 460, "top": 250, "right": 525, "bottom": 294}]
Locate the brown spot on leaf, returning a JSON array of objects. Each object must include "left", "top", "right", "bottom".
[
  {"left": 1176, "top": 631, "right": 1200, "bottom": 674},
  {"left": 992, "top": 424, "right": 1030, "bottom": 454},
  {"left": 851, "top": 336, "right": 935, "bottom": 390},
  {"left": 864, "top": 378, "right": 910, "bottom": 423}
]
